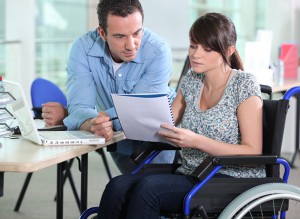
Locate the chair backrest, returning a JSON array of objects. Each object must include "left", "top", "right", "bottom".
[
  {"left": 262, "top": 98, "right": 289, "bottom": 177},
  {"left": 176, "top": 56, "right": 190, "bottom": 92},
  {"left": 31, "top": 78, "right": 67, "bottom": 118}
]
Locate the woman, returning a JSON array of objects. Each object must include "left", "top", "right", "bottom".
[{"left": 97, "top": 12, "right": 264, "bottom": 219}]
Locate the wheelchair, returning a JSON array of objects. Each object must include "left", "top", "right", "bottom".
[{"left": 80, "top": 86, "right": 300, "bottom": 219}]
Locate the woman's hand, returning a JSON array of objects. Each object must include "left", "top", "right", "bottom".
[{"left": 158, "top": 123, "right": 198, "bottom": 148}]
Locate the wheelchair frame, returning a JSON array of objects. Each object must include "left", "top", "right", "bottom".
[{"left": 80, "top": 87, "right": 300, "bottom": 219}]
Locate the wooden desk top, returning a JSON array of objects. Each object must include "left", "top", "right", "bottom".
[
  {"left": 272, "top": 80, "right": 300, "bottom": 93},
  {"left": 0, "top": 131, "right": 125, "bottom": 173}
]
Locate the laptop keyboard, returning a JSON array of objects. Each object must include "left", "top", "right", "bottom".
[{"left": 39, "top": 131, "right": 80, "bottom": 139}]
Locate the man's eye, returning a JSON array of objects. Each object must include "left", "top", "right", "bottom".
[{"left": 133, "top": 32, "right": 140, "bottom": 36}]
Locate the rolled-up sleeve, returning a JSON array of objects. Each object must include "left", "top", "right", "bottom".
[{"left": 64, "top": 38, "right": 99, "bottom": 130}]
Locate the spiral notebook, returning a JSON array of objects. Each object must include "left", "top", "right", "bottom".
[{"left": 111, "top": 93, "right": 174, "bottom": 144}]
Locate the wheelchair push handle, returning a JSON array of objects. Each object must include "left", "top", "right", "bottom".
[{"left": 283, "top": 86, "right": 300, "bottom": 100}]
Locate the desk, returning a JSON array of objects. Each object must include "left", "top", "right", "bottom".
[
  {"left": 272, "top": 80, "right": 300, "bottom": 93},
  {"left": 272, "top": 80, "right": 300, "bottom": 167},
  {"left": 0, "top": 131, "right": 125, "bottom": 219}
]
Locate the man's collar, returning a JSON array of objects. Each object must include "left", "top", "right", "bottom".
[
  {"left": 88, "top": 37, "right": 144, "bottom": 64},
  {"left": 88, "top": 37, "right": 106, "bottom": 57}
]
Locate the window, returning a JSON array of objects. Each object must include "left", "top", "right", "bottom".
[
  {"left": 0, "top": 0, "right": 299, "bottom": 91},
  {"left": 35, "top": 0, "right": 88, "bottom": 91},
  {"left": 0, "top": 0, "right": 5, "bottom": 77}
]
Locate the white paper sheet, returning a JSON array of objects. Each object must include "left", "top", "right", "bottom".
[{"left": 111, "top": 93, "right": 174, "bottom": 143}]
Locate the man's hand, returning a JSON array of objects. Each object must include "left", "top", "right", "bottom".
[
  {"left": 90, "top": 112, "right": 114, "bottom": 141},
  {"left": 42, "top": 102, "right": 68, "bottom": 127}
]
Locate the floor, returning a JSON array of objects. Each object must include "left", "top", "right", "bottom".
[
  {"left": 0, "top": 150, "right": 300, "bottom": 219},
  {"left": 0, "top": 149, "right": 121, "bottom": 219}
]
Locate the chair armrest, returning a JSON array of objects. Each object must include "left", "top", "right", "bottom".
[
  {"left": 260, "top": 84, "right": 272, "bottom": 95},
  {"left": 32, "top": 107, "right": 42, "bottom": 113},
  {"left": 130, "top": 142, "right": 180, "bottom": 165},
  {"left": 191, "top": 155, "right": 277, "bottom": 180},
  {"left": 210, "top": 155, "right": 278, "bottom": 166},
  {"left": 32, "top": 107, "right": 43, "bottom": 119}
]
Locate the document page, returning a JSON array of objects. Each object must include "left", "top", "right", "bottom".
[{"left": 111, "top": 93, "right": 174, "bottom": 143}]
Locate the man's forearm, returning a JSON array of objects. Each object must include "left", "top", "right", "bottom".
[{"left": 80, "top": 119, "right": 93, "bottom": 132}]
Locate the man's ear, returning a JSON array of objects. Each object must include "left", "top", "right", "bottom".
[{"left": 97, "top": 26, "right": 106, "bottom": 41}]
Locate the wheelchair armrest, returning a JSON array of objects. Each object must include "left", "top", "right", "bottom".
[
  {"left": 130, "top": 142, "right": 180, "bottom": 165},
  {"left": 260, "top": 84, "right": 272, "bottom": 95},
  {"left": 210, "top": 155, "right": 278, "bottom": 166},
  {"left": 191, "top": 155, "right": 277, "bottom": 180}
]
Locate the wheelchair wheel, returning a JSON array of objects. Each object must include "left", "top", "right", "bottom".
[{"left": 218, "top": 183, "right": 300, "bottom": 219}]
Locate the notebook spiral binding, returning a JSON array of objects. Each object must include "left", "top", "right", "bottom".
[{"left": 167, "top": 95, "right": 175, "bottom": 125}]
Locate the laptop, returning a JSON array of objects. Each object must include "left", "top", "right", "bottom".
[{"left": 3, "top": 80, "right": 105, "bottom": 146}]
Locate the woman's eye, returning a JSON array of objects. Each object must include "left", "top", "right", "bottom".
[
  {"left": 204, "top": 48, "right": 212, "bottom": 52},
  {"left": 189, "top": 45, "right": 196, "bottom": 49}
]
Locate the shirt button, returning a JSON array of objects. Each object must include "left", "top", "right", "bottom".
[{"left": 118, "top": 73, "right": 122, "bottom": 77}]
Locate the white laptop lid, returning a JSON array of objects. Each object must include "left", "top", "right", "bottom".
[
  {"left": 4, "top": 80, "right": 43, "bottom": 145},
  {"left": 3, "top": 80, "right": 105, "bottom": 146}
]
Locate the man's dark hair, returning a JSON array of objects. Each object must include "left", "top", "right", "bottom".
[{"left": 97, "top": 0, "right": 144, "bottom": 34}]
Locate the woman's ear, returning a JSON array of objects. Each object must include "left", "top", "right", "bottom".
[
  {"left": 97, "top": 26, "right": 107, "bottom": 42},
  {"left": 227, "top": 45, "right": 236, "bottom": 57}
]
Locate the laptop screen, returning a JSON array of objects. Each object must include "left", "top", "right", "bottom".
[
  {"left": 3, "top": 80, "right": 42, "bottom": 144},
  {"left": 3, "top": 80, "right": 106, "bottom": 146}
]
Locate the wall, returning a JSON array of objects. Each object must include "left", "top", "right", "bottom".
[
  {"left": 5, "top": 0, "right": 35, "bottom": 102},
  {"left": 140, "top": 0, "right": 190, "bottom": 49},
  {"left": 140, "top": 0, "right": 190, "bottom": 84}
]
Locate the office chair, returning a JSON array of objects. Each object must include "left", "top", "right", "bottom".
[
  {"left": 14, "top": 78, "right": 113, "bottom": 212},
  {"left": 80, "top": 86, "right": 300, "bottom": 219},
  {"left": 30, "top": 78, "right": 67, "bottom": 119}
]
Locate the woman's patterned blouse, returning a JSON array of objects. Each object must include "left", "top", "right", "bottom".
[{"left": 176, "top": 69, "right": 266, "bottom": 178}]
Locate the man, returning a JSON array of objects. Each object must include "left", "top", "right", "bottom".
[{"left": 42, "top": 0, "right": 176, "bottom": 174}]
